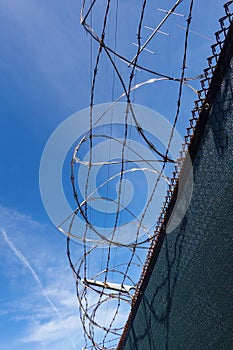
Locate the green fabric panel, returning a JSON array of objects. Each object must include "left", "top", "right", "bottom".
[{"left": 121, "top": 59, "right": 233, "bottom": 350}]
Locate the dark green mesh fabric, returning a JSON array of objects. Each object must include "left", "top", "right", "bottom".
[{"left": 121, "top": 58, "right": 233, "bottom": 350}]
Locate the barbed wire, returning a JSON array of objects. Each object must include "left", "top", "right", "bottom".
[
  {"left": 63, "top": 1, "right": 233, "bottom": 349},
  {"left": 73, "top": 0, "right": 191, "bottom": 348}
]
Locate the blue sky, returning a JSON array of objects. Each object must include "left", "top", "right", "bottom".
[{"left": 0, "top": 1, "right": 226, "bottom": 349}]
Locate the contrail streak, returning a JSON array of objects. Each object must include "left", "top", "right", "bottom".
[{"left": 1, "top": 228, "right": 77, "bottom": 350}]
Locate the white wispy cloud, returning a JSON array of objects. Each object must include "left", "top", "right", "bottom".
[
  {"left": 22, "top": 314, "right": 79, "bottom": 344},
  {"left": 1, "top": 228, "right": 63, "bottom": 320},
  {"left": 0, "top": 205, "right": 82, "bottom": 350},
  {"left": 0, "top": 227, "right": 78, "bottom": 350}
]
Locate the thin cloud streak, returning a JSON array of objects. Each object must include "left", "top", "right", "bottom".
[{"left": 0, "top": 228, "right": 77, "bottom": 350}]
